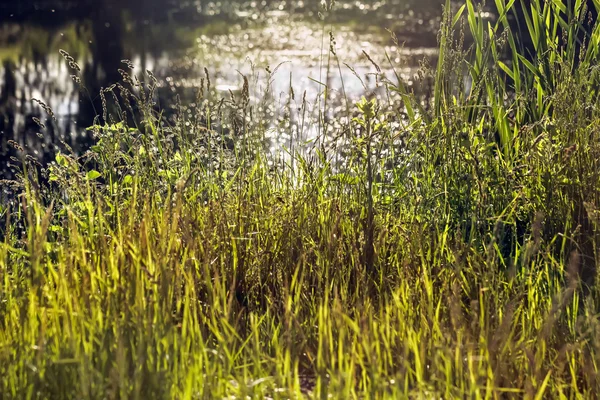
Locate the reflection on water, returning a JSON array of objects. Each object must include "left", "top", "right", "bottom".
[{"left": 0, "top": 0, "right": 445, "bottom": 184}]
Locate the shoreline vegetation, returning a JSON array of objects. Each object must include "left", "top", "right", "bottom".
[{"left": 2, "top": 0, "right": 600, "bottom": 397}]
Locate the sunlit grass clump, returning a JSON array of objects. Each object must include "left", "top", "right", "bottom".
[{"left": 1, "top": 0, "right": 600, "bottom": 398}]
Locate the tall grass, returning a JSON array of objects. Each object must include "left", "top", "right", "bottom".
[{"left": 1, "top": 0, "right": 600, "bottom": 397}]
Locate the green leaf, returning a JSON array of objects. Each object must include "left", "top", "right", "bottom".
[
  {"left": 517, "top": 54, "right": 540, "bottom": 79},
  {"left": 330, "top": 173, "right": 360, "bottom": 185},
  {"left": 356, "top": 96, "right": 376, "bottom": 119},
  {"left": 86, "top": 170, "right": 102, "bottom": 180},
  {"left": 534, "top": 370, "right": 552, "bottom": 400},
  {"left": 452, "top": 4, "right": 466, "bottom": 27},
  {"left": 56, "top": 153, "right": 67, "bottom": 167},
  {"left": 497, "top": 61, "right": 515, "bottom": 80}
]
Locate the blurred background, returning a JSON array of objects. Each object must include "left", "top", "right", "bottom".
[{"left": 0, "top": 0, "right": 449, "bottom": 182}]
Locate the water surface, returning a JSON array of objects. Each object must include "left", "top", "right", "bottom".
[{"left": 0, "top": 0, "right": 445, "bottom": 183}]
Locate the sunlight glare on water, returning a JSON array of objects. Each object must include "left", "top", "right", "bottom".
[{"left": 0, "top": 0, "right": 445, "bottom": 181}]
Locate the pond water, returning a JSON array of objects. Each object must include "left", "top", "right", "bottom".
[{"left": 0, "top": 0, "right": 447, "bottom": 183}]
